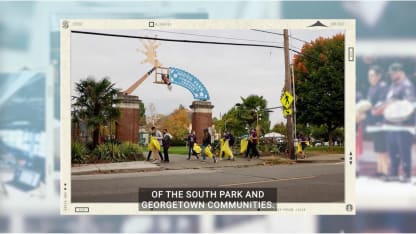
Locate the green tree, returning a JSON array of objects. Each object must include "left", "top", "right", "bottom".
[
  {"left": 293, "top": 34, "right": 344, "bottom": 146},
  {"left": 311, "top": 125, "right": 328, "bottom": 142},
  {"left": 72, "top": 77, "right": 120, "bottom": 148},
  {"left": 215, "top": 95, "right": 271, "bottom": 137},
  {"left": 155, "top": 104, "right": 190, "bottom": 144},
  {"left": 272, "top": 122, "right": 286, "bottom": 135},
  {"left": 296, "top": 124, "right": 311, "bottom": 137},
  {"left": 216, "top": 107, "right": 247, "bottom": 137},
  {"left": 237, "top": 95, "right": 270, "bottom": 134},
  {"left": 138, "top": 101, "right": 146, "bottom": 126}
]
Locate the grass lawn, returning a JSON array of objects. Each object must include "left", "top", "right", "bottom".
[
  {"left": 169, "top": 146, "right": 189, "bottom": 155},
  {"left": 305, "top": 146, "right": 344, "bottom": 155},
  {"left": 139, "top": 145, "right": 189, "bottom": 155}
]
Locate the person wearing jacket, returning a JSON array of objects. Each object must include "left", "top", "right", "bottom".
[
  {"left": 162, "top": 128, "right": 171, "bottom": 163},
  {"left": 366, "top": 65, "right": 389, "bottom": 178},
  {"left": 146, "top": 126, "right": 164, "bottom": 163},
  {"left": 382, "top": 63, "right": 415, "bottom": 183}
]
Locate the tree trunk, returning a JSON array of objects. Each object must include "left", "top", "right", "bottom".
[
  {"left": 328, "top": 132, "right": 333, "bottom": 147},
  {"left": 92, "top": 126, "right": 100, "bottom": 148},
  {"left": 328, "top": 128, "right": 336, "bottom": 148}
]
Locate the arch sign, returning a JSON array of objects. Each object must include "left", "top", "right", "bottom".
[{"left": 169, "top": 67, "right": 210, "bottom": 101}]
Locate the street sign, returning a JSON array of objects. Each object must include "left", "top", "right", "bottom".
[
  {"left": 283, "top": 108, "right": 293, "bottom": 117},
  {"left": 280, "top": 91, "right": 293, "bottom": 109}
]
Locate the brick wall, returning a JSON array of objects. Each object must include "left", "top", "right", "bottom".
[
  {"left": 192, "top": 112, "right": 213, "bottom": 144},
  {"left": 190, "top": 101, "right": 214, "bottom": 144},
  {"left": 115, "top": 94, "right": 141, "bottom": 144},
  {"left": 116, "top": 108, "right": 139, "bottom": 143}
]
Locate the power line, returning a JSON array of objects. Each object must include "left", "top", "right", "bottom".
[
  {"left": 143, "top": 29, "right": 284, "bottom": 46},
  {"left": 251, "top": 29, "right": 309, "bottom": 44},
  {"left": 71, "top": 30, "right": 284, "bottom": 49},
  {"left": 289, "top": 35, "right": 309, "bottom": 44},
  {"left": 71, "top": 30, "right": 317, "bottom": 61},
  {"left": 251, "top": 29, "right": 284, "bottom": 36},
  {"left": 250, "top": 29, "right": 337, "bottom": 63}
]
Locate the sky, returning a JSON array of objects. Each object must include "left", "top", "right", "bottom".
[{"left": 71, "top": 28, "right": 343, "bottom": 127}]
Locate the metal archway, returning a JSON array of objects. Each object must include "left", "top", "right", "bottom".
[{"left": 168, "top": 67, "right": 210, "bottom": 101}]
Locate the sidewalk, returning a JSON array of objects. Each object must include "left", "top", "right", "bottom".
[
  {"left": 295, "top": 154, "right": 344, "bottom": 164},
  {"left": 71, "top": 154, "right": 344, "bottom": 175}
]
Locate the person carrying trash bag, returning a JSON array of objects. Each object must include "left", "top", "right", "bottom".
[
  {"left": 187, "top": 130, "right": 199, "bottom": 160},
  {"left": 146, "top": 126, "right": 164, "bottom": 163},
  {"left": 223, "top": 139, "right": 234, "bottom": 160},
  {"left": 201, "top": 128, "right": 217, "bottom": 163},
  {"left": 148, "top": 135, "right": 162, "bottom": 164},
  {"left": 219, "top": 135, "right": 225, "bottom": 160},
  {"left": 245, "top": 128, "right": 260, "bottom": 160},
  {"left": 192, "top": 142, "right": 202, "bottom": 159},
  {"left": 240, "top": 138, "right": 249, "bottom": 155},
  {"left": 225, "top": 132, "right": 235, "bottom": 160},
  {"left": 298, "top": 133, "right": 308, "bottom": 159},
  {"left": 219, "top": 133, "right": 234, "bottom": 160}
]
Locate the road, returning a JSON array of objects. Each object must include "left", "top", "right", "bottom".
[{"left": 72, "top": 162, "right": 344, "bottom": 203}]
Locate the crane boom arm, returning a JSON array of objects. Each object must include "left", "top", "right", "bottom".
[{"left": 123, "top": 67, "right": 156, "bottom": 95}]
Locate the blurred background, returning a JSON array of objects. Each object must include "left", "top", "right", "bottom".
[{"left": 1, "top": 1, "right": 416, "bottom": 233}]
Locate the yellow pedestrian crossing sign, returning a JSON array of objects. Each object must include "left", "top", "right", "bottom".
[
  {"left": 283, "top": 108, "right": 293, "bottom": 117},
  {"left": 280, "top": 91, "right": 294, "bottom": 109}
]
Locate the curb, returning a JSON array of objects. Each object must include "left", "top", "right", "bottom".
[
  {"left": 72, "top": 166, "right": 162, "bottom": 176},
  {"left": 71, "top": 156, "right": 341, "bottom": 175}
]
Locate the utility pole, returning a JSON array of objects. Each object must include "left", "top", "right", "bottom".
[{"left": 284, "top": 29, "right": 295, "bottom": 159}]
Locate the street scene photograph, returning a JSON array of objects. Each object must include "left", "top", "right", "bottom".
[{"left": 68, "top": 26, "right": 346, "bottom": 204}]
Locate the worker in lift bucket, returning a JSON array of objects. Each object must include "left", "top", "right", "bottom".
[{"left": 161, "top": 74, "right": 172, "bottom": 90}]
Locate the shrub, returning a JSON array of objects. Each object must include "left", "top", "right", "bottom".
[
  {"left": 110, "top": 143, "right": 126, "bottom": 162},
  {"left": 93, "top": 144, "right": 110, "bottom": 161},
  {"left": 119, "top": 142, "right": 144, "bottom": 160},
  {"left": 92, "top": 143, "right": 124, "bottom": 162},
  {"left": 71, "top": 142, "right": 88, "bottom": 163},
  {"left": 90, "top": 142, "right": 145, "bottom": 162}
]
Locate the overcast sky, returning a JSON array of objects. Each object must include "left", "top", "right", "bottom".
[{"left": 71, "top": 29, "right": 343, "bottom": 127}]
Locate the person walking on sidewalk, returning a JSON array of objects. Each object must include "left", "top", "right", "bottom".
[
  {"left": 187, "top": 130, "right": 199, "bottom": 160},
  {"left": 299, "top": 133, "right": 308, "bottom": 159},
  {"left": 201, "top": 128, "right": 216, "bottom": 163},
  {"left": 162, "top": 128, "right": 171, "bottom": 163},
  {"left": 147, "top": 126, "right": 164, "bottom": 163},
  {"left": 246, "top": 128, "right": 260, "bottom": 160}
]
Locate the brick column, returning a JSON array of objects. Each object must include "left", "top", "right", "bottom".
[
  {"left": 116, "top": 94, "right": 141, "bottom": 143},
  {"left": 189, "top": 101, "right": 214, "bottom": 144}
]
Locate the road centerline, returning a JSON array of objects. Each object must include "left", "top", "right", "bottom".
[{"left": 218, "top": 176, "right": 316, "bottom": 187}]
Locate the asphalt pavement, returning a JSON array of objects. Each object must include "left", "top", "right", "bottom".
[{"left": 71, "top": 154, "right": 344, "bottom": 203}]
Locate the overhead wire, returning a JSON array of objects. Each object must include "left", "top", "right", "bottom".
[
  {"left": 71, "top": 30, "right": 285, "bottom": 50},
  {"left": 142, "top": 28, "right": 284, "bottom": 46},
  {"left": 71, "top": 30, "right": 323, "bottom": 62},
  {"left": 251, "top": 28, "right": 309, "bottom": 44}
]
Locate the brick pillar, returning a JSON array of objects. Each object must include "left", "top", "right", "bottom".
[
  {"left": 116, "top": 94, "right": 141, "bottom": 143},
  {"left": 189, "top": 101, "right": 214, "bottom": 144}
]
